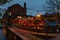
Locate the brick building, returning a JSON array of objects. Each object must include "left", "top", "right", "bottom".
[{"left": 3, "top": 2, "right": 26, "bottom": 19}]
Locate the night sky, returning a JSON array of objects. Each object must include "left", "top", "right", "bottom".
[{"left": 0, "top": 0, "right": 47, "bottom": 16}]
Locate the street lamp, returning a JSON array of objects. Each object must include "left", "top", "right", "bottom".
[
  {"left": 9, "top": 12, "right": 11, "bottom": 16},
  {"left": 37, "top": 14, "right": 41, "bottom": 17},
  {"left": 36, "top": 14, "right": 42, "bottom": 20},
  {"left": 7, "top": 12, "right": 12, "bottom": 26},
  {"left": 35, "top": 14, "right": 42, "bottom": 30}
]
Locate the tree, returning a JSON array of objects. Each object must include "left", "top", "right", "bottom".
[
  {"left": 43, "top": 0, "right": 60, "bottom": 13},
  {"left": 0, "top": 8, "right": 6, "bottom": 17},
  {"left": 0, "top": 0, "right": 12, "bottom": 5},
  {"left": 0, "top": 13, "right": 2, "bottom": 16}
]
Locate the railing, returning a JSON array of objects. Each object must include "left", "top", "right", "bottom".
[{"left": 5, "top": 26, "right": 23, "bottom": 40}]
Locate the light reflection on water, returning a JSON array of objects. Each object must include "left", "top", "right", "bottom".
[{"left": 0, "top": 28, "right": 6, "bottom": 40}]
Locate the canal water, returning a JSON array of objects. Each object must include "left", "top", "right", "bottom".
[{"left": 0, "top": 28, "right": 6, "bottom": 40}]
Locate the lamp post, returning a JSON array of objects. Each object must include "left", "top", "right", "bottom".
[
  {"left": 36, "top": 14, "right": 41, "bottom": 29},
  {"left": 9, "top": 12, "right": 11, "bottom": 16},
  {"left": 36, "top": 14, "right": 41, "bottom": 20},
  {"left": 8, "top": 12, "right": 12, "bottom": 26}
]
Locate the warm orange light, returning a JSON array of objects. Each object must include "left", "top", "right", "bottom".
[
  {"left": 9, "top": 12, "right": 11, "bottom": 16},
  {"left": 17, "top": 16, "right": 22, "bottom": 19},
  {"left": 36, "top": 14, "right": 41, "bottom": 17}
]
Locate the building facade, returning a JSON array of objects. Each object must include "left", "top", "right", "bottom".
[{"left": 3, "top": 2, "right": 26, "bottom": 19}]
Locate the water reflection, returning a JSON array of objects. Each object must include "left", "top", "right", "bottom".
[{"left": 0, "top": 28, "right": 6, "bottom": 40}]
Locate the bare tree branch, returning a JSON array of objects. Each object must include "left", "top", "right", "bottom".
[{"left": 44, "top": 0, "right": 60, "bottom": 13}]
